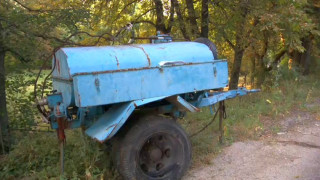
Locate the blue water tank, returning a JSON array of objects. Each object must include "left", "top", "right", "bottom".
[{"left": 52, "top": 42, "right": 228, "bottom": 107}]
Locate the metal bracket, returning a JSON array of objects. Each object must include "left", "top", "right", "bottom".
[
  {"left": 166, "top": 96, "right": 200, "bottom": 112},
  {"left": 198, "top": 87, "right": 260, "bottom": 107}
]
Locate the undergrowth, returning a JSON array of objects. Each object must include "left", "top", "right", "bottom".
[
  {"left": 0, "top": 130, "right": 118, "bottom": 179},
  {"left": 0, "top": 72, "right": 319, "bottom": 179}
]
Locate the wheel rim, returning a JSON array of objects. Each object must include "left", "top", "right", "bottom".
[{"left": 138, "top": 132, "right": 182, "bottom": 178}]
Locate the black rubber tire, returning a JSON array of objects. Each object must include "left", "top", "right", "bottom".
[
  {"left": 194, "top": 37, "right": 218, "bottom": 59},
  {"left": 112, "top": 116, "right": 192, "bottom": 180}
]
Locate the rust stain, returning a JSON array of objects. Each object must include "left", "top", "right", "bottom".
[
  {"left": 77, "top": 93, "right": 81, "bottom": 107},
  {"left": 129, "top": 45, "right": 151, "bottom": 67},
  {"left": 88, "top": 124, "right": 118, "bottom": 143},
  {"left": 56, "top": 105, "right": 61, "bottom": 116},
  {"left": 74, "top": 67, "right": 152, "bottom": 76},
  {"left": 126, "top": 106, "right": 132, "bottom": 113},
  {"left": 68, "top": 70, "right": 71, "bottom": 77},
  {"left": 60, "top": 49, "right": 68, "bottom": 58},
  {"left": 141, "top": 47, "right": 151, "bottom": 67},
  {"left": 115, "top": 56, "right": 120, "bottom": 69},
  {"left": 52, "top": 76, "right": 73, "bottom": 81},
  {"left": 107, "top": 122, "right": 122, "bottom": 140},
  {"left": 56, "top": 116, "right": 68, "bottom": 143},
  {"left": 72, "top": 61, "right": 209, "bottom": 76},
  {"left": 56, "top": 58, "right": 61, "bottom": 75},
  {"left": 105, "top": 124, "right": 117, "bottom": 133}
]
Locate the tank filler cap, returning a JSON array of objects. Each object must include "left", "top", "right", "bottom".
[{"left": 150, "top": 31, "right": 172, "bottom": 44}]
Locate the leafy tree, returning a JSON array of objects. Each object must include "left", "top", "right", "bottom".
[
  {"left": 210, "top": 0, "right": 258, "bottom": 89},
  {"left": 0, "top": 0, "right": 91, "bottom": 153},
  {"left": 210, "top": 0, "right": 319, "bottom": 89}
]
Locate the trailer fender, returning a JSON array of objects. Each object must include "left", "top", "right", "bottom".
[{"left": 85, "top": 96, "right": 166, "bottom": 142}]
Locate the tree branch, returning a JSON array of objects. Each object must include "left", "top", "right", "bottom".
[
  {"left": 132, "top": 20, "right": 156, "bottom": 27},
  {"left": 210, "top": 0, "right": 229, "bottom": 19},
  {"left": 112, "top": 0, "right": 140, "bottom": 24},
  {"left": 7, "top": 48, "right": 29, "bottom": 62},
  {"left": 186, "top": 0, "right": 199, "bottom": 35},
  {"left": 222, "top": 33, "right": 235, "bottom": 49},
  {"left": 172, "top": 0, "right": 190, "bottom": 40},
  {"left": 12, "top": 0, "right": 58, "bottom": 12},
  {"left": 167, "top": 0, "right": 175, "bottom": 31},
  {"left": 132, "top": 8, "right": 156, "bottom": 24},
  {"left": 1, "top": 16, "right": 116, "bottom": 46}
]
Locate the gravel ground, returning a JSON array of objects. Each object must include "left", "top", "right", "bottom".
[{"left": 184, "top": 103, "right": 320, "bottom": 180}]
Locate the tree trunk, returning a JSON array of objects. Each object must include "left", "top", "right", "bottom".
[
  {"left": 172, "top": 0, "right": 190, "bottom": 40},
  {"left": 227, "top": 1, "right": 249, "bottom": 89},
  {"left": 250, "top": 56, "right": 255, "bottom": 87},
  {"left": 290, "top": 49, "right": 302, "bottom": 67},
  {"left": 200, "top": 0, "right": 209, "bottom": 38},
  {"left": 185, "top": 0, "right": 199, "bottom": 36},
  {"left": 168, "top": 0, "right": 175, "bottom": 31},
  {"left": 255, "top": 53, "right": 268, "bottom": 88},
  {"left": 301, "top": 36, "right": 313, "bottom": 75},
  {"left": 0, "top": 49, "right": 9, "bottom": 153},
  {"left": 229, "top": 47, "right": 244, "bottom": 89},
  {"left": 289, "top": 35, "right": 313, "bottom": 75},
  {"left": 153, "top": 0, "right": 170, "bottom": 34},
  {"left": 253, "top": 34, "right": 268, "bottom": 87},
  {"left": 255, "top": 58, "right": 266, "bottom": 88}
]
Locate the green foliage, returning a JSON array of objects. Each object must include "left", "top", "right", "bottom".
[
  {"left": 0, "top": 132, "right": 60, "bottom": 178},
  {"left": 5, "top": 71, "right": 52, "bottom": 129},
  {"left": 0, "top": 130, "right": 117, "bottom": 179},
  {"left": 262, "top": 56, "right": 304, "bottom": 90},
  {"left": 6, "top": 72, "right": 37, "bottom": 128},
  {"left": 1, "top": 0, "right": 92, "bottom": 57}
]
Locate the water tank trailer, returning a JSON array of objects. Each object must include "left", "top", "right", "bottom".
[{"left": 38, "top": 34, "right": 259, "bottom": 179}]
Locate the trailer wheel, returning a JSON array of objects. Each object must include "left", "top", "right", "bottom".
[
  {"left": 195, "top": 37, "right": 218, "bottom": 59},
  {"left": 113, "top": 116, "right": 191, "bottom": 180}
]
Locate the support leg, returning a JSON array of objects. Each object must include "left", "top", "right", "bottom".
[
  {"left": 60, "top": 140, "right": 64, "bottom": 175},
  {"left": 56, "top": 117, "right": 66, "bottom": 175},
  {"left": 219, "top": 101, "right": 224, "bottom": 144}
]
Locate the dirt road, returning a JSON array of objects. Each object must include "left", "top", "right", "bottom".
[{"left": 184, "top": 103, "right": 320, "bottom": 180}]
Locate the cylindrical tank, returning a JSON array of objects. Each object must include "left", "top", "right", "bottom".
[{"left": 52, "top": 42, "right": 228, "bottom": 107}]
